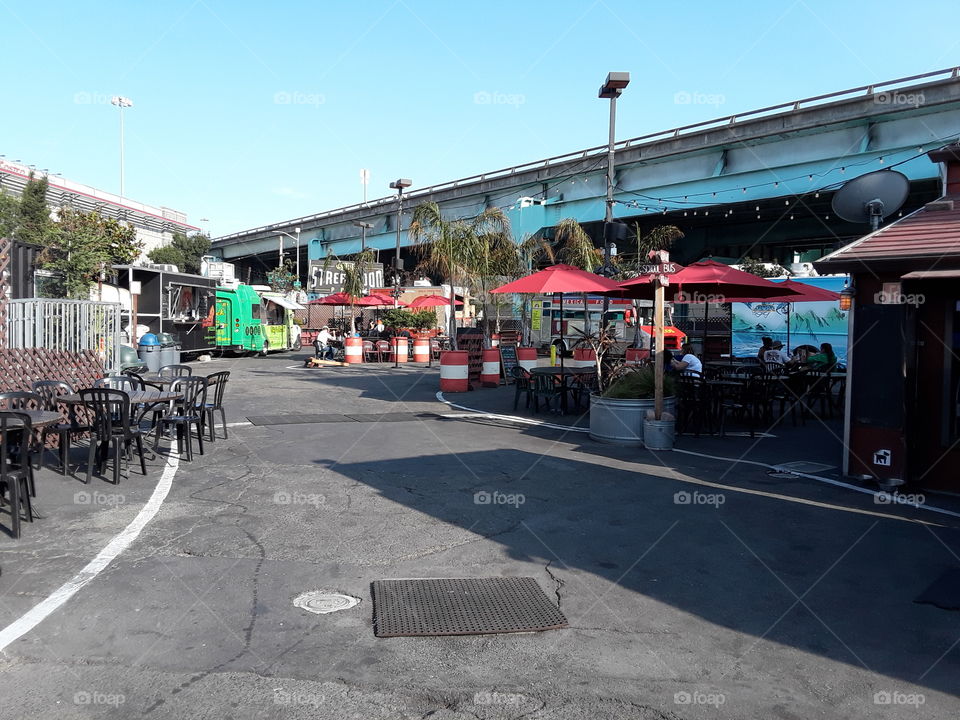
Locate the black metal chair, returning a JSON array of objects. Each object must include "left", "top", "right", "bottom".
[
  {"left": 0, "top": 412, "right": 35, "bottom": 538},
  {"left": 718, "top": 378, "right": 769, "bottom": 438},
  {"left": 510, "top": 366, "right": 532, "bottom": 411},
  {"left": 677, "top": 373, "right": 712, "bottom": 437},
  {"left": 202, "top": 371, "right": 230, "bottom": 441},
  {"left": 95, "top": 375, "right": 145, "bottom": 391},
  {"left": 154, "top": 377, "right": 207, "bottom": 460},
  {"left": 79, "top": 388, "right": 148, "bottom": 485},
  {"left": 32, "top": 380, "right": 90, "bottom": 476},
  {"left": 530, "top": 373, "right": 562, "bottom": 413},
  {"left": 158, "top": 365, "right": 192, "bottom": 378}
]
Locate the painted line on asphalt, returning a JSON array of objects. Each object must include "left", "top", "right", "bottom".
[
  {"left": 225, "top": 421, "right": 252, "bottom": 427},
  {"left": 0, "top": 454, "right": 180, "bottom": 652},
  {"left": 435, "top": 392, "right": 960, "bottom": 521},
  {"left": 435, "top": 391, "right": 589, "bottom": 433}
]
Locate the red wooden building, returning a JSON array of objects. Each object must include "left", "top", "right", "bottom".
[{"left": 816, "top": 145, "right": 960, "bottom": 491}]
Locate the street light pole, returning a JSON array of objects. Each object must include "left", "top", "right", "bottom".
[
  {"left": 598, "top": 72, "right": 629, "bottom": 324},
  {"left": 389, "top": 179, "right": 412, "bottom": 307},
  {"left": 110, "top": 96, "right": 133, "bottom": 197},
  {"left": 276, "top": 227, "right": 302, "bottom": 287},
  {"left": 353, "top": 221, "right": 373, "bottom": 253}
]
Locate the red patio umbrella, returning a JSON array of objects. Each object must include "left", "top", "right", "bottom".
[
  {"left": 492, "top": 264, "right": 623, "bottom": 369},
  {"left": 309, "top": 292, "right": 379, "bottom": 306},
  {"left": 363, "top": 292, "right": 406, "bottom": 307},
  {"left": 616, "top": 260, "right": 802, "bottom": 353},
  {"left": 408, "top": 294, "right": 463, "bottom": 309}
]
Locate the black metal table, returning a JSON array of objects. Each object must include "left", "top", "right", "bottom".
[{"left": 529, "top": 367, "right": 596, "bottom": 414}]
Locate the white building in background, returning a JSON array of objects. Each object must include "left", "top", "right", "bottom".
[{"left": 0, "top": 158, "right": 197, "bottom": 259}]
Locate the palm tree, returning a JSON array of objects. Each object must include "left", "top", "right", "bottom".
[
  {"left": 411, "top": 202, "right": 512, "bottom": 349},
  {"left": 322, "top": 248, "right": 376, "bottom": 335},
  {"left": 553, "top": 218, "right": 603, "bottom": 336}
]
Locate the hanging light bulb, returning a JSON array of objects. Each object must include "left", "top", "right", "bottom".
[
  {"left": 815, "top": 192, "right": 820, "bottom": 198},
  {"left": 808, "top": 174, "right": 813, "bottom": 181},
  {"left": 785, "top": 199, "right": 789, "bottom": 205},
  {"left": 741, "top": 187, "right": 747, "bottom": 193},
  {"left": 774, "top": 181, "right": 779, "bottom": 187},
  {"left": 840, "top": 167, "right": 845, "bottom": 173},
  {"left": 755, "top": 206, "right": 759, "bottom": 211}
]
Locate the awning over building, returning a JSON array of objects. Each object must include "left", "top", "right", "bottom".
[{"left": 263, "top": 296, "right": 305, "bottom": 310}]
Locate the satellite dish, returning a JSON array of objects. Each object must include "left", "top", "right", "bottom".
[{"left": 831, "top": 170, "right": 909, "bottom": 230}]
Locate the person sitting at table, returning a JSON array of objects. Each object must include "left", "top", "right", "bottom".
[
  {"left": 314, "top": 326, "right": 335, "bottom": 360},
  {"left": 756, "top": 336, "right": 773, "bottom": 361},
  {"left": 763, "top": 340, "right": 790, "bottom": 366},
  {"left": 670, "top": 343, "right": 703, "bottom": 374},
  {"left": 807, "top": 342, "right": 837, "bottom": 369}
]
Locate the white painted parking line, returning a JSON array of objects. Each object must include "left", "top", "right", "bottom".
[{"left": 0, "top": 455, "right": 180, "bottom": 652}]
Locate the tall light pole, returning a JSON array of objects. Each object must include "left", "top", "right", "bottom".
[
  {"left": 110, "top": 96, "right": 133, "bottom": 197},
  {"left": 598, "top": 72, "right": 629, "bottom": 324},
  {"left": 389, "top": 179, "right": 412, "bottom": 307},
  {"left": 353, "top": 220, "right": 373, "bottom": 253},
  {"left": 276, "top": 227, "right": 302, "bottom": 286}
]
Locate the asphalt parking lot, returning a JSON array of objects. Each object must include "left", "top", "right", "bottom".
[{"left": 0, "top": 352, "right": 957, "bottom": 719}]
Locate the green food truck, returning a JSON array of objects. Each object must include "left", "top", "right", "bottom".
[
  {"left": 214, "top": 283, "right": 304, "bottom": 355},
  {"left": 215, "top": 283, "right": 265, "bottom": 354}
]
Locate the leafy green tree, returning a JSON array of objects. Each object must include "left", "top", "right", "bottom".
[
  {"left": 0, "top": 192, "right": 19, "bottom": 241},
  {"left": 17, "top": 173, "right": 53, "bottom": 246},
  {"left": 266, "top": 259, "right": 298, "bottom": 293},
  {"left": 40, "top": 208, "right": 142, "bottom": 298},
  {"left": 411, "top": 202, "right": 511, "bottom": 348},
  {"left": 739, "top": 256, "right": 787, "bottom": 278},
  {"left": 147, "top": 231, "right": 211, "bottom": 274},
  {"left": 321, "top": 248, "right": 376, "bottom": 335}
]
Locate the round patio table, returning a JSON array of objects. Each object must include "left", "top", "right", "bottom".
[
  {"left": 0, "top": 410, "right": 63, "bottom": 431},
  {"left": 530, "top": 367, "right": 596, "bottom": 414}
]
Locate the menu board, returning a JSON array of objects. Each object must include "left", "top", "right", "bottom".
[{"left": 499, "top": 342, "right": 518, "bottom": 384}]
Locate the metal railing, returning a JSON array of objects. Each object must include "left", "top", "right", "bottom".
[
  {"left": 5, "top": 299, "right": 122, "bottom": 373},
  {"left": 214, "top": 66, "right": 960, "bottom": 243}
]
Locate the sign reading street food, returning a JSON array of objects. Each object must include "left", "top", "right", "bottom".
[{"left": 309, "top": 261, "right": 384, "bottom": 295}]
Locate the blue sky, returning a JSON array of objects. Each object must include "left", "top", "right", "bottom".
[{"left": 2, "top": 0, "right": 957, "bottom": 237}]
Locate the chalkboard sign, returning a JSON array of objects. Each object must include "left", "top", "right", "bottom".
[{"left": 499, "top": 343, "right": 518, "bottom": 384}]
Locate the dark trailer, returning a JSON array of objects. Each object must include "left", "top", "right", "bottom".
[{"left": 113, "top": 265, "right": 218, "bottom": 355}]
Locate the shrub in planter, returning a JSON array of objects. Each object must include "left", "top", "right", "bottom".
[{"left": 589, "top": 366, "right": 676, "bottom": 446}]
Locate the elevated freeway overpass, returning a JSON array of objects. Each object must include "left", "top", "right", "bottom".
[{"left": 211, "top": 67, "right": 960, "bottom": 288}]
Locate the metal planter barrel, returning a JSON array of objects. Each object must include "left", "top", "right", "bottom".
[{"left": 588, "top": 394, "right": 677, "bottom": 446}]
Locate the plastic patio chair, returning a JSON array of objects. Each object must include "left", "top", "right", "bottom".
[
  {"left": 509, "top": 366, "right": 532, "bottom": 411},
  {"left": 95, "top": 375, "right": 145, "bottom": 391},
  {"left": 375, "top": 340, "right": 391, "bottom": 361},
  {"left": 78, "top": 388, "right": 148, "bottom": 485},
  {"left": 158, "top": 365, "right": 193, "bottom": 378},
  {"left": 32, "top": 380, "right": 90, "bottom": 476},
  {"left": 0, "top": 411, "right": 35, "bottom": 538},
  {"left": 154, "top": 377, "right": 207, "bottom": 461},
  {"left": 202, "top": 371, "right": 230, "bottom": 441}
]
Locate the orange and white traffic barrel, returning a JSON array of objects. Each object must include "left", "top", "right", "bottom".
[
  {"left": 480, "top": 349, "right": 501, "bottom": 387},
  {"left": 412, "top": 337, "right": 430, "bottom": 363},
  {"left": 344, "top": 336, "right": 364, "bottom": 364},
  {"left": 439, "top": 351, "right": 469, "bottom": 392},
  {"left": 391, "top": 337, "right": 409, "bottom": 363},
  {"left": 572, "top": 347, "right": 596, "bottom": 369},
  {"left": 625, "top": 347, "right": 650, "bottom": 365},
  {"left": 490, "top": 333, "right": 500, "bottom": 347},
  {"left": 517, "top": 347, "right": 538, "bottom": 373}
]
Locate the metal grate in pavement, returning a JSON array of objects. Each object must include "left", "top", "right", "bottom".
[
  {"left": 247, "top": 412, "right": 445, "bottom": 426},
  {"left": 371, "top": 577, "right": 568, "bottom": 637}
]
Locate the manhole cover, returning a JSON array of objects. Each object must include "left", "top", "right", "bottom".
[{"left": 293, "top": 591, "right": 360, "bottom": 615}]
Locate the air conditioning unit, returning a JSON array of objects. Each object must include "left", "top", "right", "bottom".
[{"left": 148, "top": 263, "right": 179, "bottom": 273}]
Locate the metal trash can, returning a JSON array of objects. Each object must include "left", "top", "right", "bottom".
[
  {"left": 157, "top": 332, "right": 181, "bottom": 368},
  {"left": 138, "top": 333, "right": 161, "bottom": 372}
]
